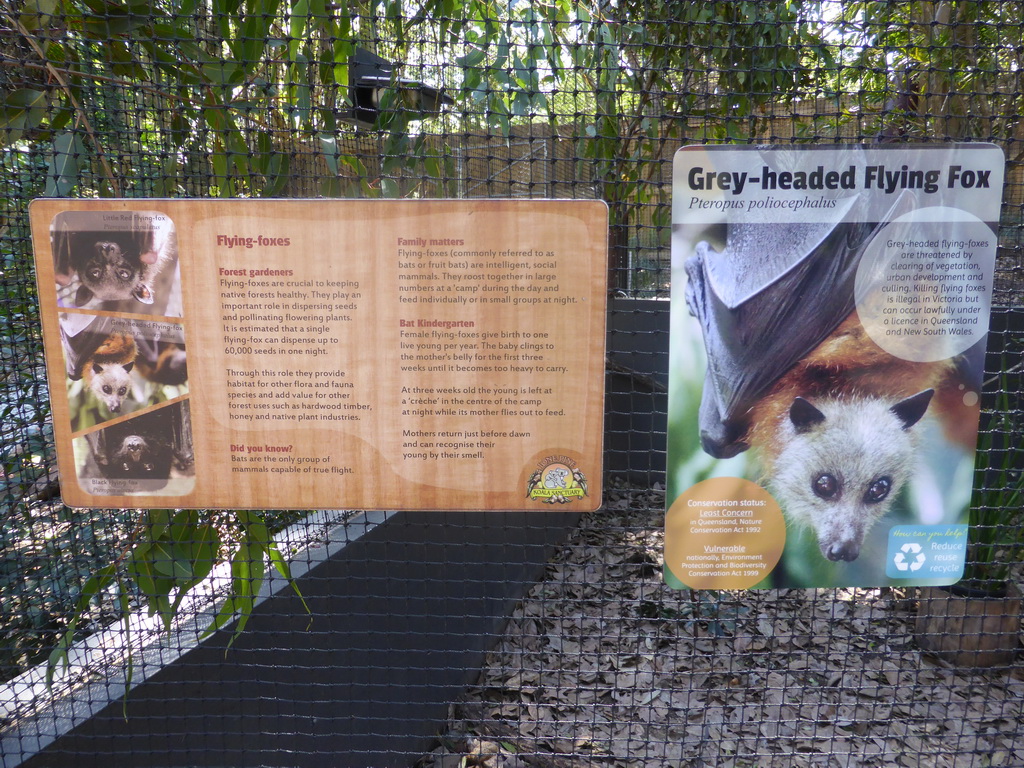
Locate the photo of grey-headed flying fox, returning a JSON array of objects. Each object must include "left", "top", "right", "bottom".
[
  {"left": 684, "top": 219, "right": 981, "bottom": 566},
  {"left": 60, "top": 314, "right": 190, "bottom": 431},
  {"left": 79, "top": 331, "right": 138, "bottom": 415},
  {"left": 741, "top": 311, "right": 966, "bottom": 563}
]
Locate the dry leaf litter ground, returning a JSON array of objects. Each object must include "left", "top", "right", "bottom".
[{"left": 418, "top": 483, "right": 1024, "bottom": 768}]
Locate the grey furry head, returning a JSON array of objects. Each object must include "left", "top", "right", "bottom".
[
  {"left": 770, "top": 389, "right": 933, "bottom": 562},
  {"left": 76, "top": 241, "right": 154, "bottom": 306},
  {"left": 87, "top": 359, "right": 134, "bottom": 413}
]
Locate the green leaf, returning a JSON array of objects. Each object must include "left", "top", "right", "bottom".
[
  {"left": 119, "top": 589, "right": 134, "bottom": 717},
  {"left": 20, "top": 0, "right": 60, "bottom": 30},
  {"left": 44, "top": 131, "right": 86, "bottom": 197},
  {"left": 231, "top": 540, "right": 254, "bottom": 599},
  {"left": 210, "top": 151, "right": 232, "bottom": 196},
  {"left": 81, "top": 7, "right": 151, "bottom": 36},
  {"left": 238, "top": 510, "right": 269, "bottom": 547},
  {"left": 329, "top": 23, "right": 353, "bottom": 85},
  {"left": 261, "top": 152, "right": 290, "bottom": 197},
  {"left": 318, "top": 133, "right": 340, "bottom": 175},
  {"left": 169, "top": 509, "right": 198, "bottom": 543},
  {"left": 511, "top": 90, "right": 530, "bottom": 117},
  {"left": 126, "top": 546, "right": 155, "bottom": 591},
  {"left": 201, "top": 62, "right": 245, "bottom": 87},
  {"left": 104, "top": 40, "right": 147, "bottom": 79},
  {"left": 456, "top": 48, "right": 487, "bottom": 68},
  {"left": 149, "top": 541, "right": 193, "bottom": 581},
  {"left": 46, "top": 564, "right": 119, "bottom": 685},
  {"left": 288, "top": 0, "right": 310, "bottom": 62},
  {"left": 201, "top": 539, "right": 260, "bottom": 646},
  {"left": 46, "top": 630, "right": 76, "bottom": 686},
  {"left": 146, "top": 508, "right": 175, "bottom": 541},
  {"left": 186, "top": 525, "right": 220, "bottom": 582},
  {"left": 153, "top": 154, "right": 182, "bottom": 196},
  {"left": 319, "top": 176, "right": 343, "bottom": 197},
  {"left": 0, "top": 89, "right": 50, "bottom": 144},
  {"left": 240, "top": 0, "right": 282, "bottom": 71},
  {"left": 74, "top": 563, "right": 119, "bottom": 614},
  {"left": 268, "top": 545, "right": 310, "bottom": 619}
]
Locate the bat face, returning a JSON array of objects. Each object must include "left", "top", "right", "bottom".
[
  {"left": 769, "top": 390, "right": 933, "bottom": 562},
  {"left": 75, "top": 241, "right": 153, "bottom": 305},
  {"left": 121, "top": 436, "right": 147, "bottom": 465},
  {"left": 87, "top": 360, "right": 134, "bottom": 413},
  {"left": 109, "top": 435, "right": 161, "bottom": 477}
]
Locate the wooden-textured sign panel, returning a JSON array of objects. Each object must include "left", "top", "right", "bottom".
[{"left": 30, "top": 199, "right": 607, "bottom": 510}]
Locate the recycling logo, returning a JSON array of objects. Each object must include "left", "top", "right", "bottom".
[
  {"left": 893, "top": 542, "right": 926, "bottom": 572},
  {"left": 887, "top": 526, "right": 968, "bottom": 581}
]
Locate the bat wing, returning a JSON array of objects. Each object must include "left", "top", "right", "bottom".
[
  {"left": 59, "top": 314, "right": 122, "bottom": 380},
  {"left": 684, "top": 195, "right": 877, "bottom": 458}
]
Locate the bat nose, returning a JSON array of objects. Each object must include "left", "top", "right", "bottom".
[
  {"left": 824, "top": 540, "right": 861, "bottom": 562},
  {"left": 699, "top": 430, "right": 748, "bottom": 459}
]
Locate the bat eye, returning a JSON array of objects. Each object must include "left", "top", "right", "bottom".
[
  {"left": 102, "top": 385, "right": 112, "bottom": 394},
  {"left": 812, "top": 473, "right": 839, "bottom": 500},
  {"left": 118, "top": 387, "right": 127, "bottom": 396},
  {"left": 88, "top": 267, "right": 103, "bottom": 279},
  {"left": 117, "top": 269, "right": 132, "bottom": 280},
  {"left": 865, "top": 477, "right": 892, "bottom": 503}
]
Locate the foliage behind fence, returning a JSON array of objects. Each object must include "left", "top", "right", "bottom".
[{"left": 2, "top": 1, "right": 1024, "bottom": 766}]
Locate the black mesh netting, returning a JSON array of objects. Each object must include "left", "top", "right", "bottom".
[{"left": 2, "top": 2, "right": 1023, "bottom": 767}]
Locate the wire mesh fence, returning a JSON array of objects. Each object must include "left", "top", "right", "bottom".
[{"left": 1, "top": 1, "right": 1023, "bottom": 766}]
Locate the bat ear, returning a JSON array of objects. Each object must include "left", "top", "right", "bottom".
[
  {"left": 75, "top": 285, "right": 94, "bottom": 306},
  {"left": 92, "top": 362, "right": 103, "bottom": 374},
  {"left": 123, "top": 360, "right": 135, "bottom": 373},
  {"left": 790, "top": 397, "right": 826, "bottom": 433},
  {"left": 892, "top": 389, "right": 934, "bottom": 430},
  {"left": 132, "top": 283, "right": 154, "bottom": 304}
]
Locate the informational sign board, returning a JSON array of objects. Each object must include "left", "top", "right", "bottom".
[
  {"left": 666, "top": 144, "right": 1004, "bottom": 589},
  {"left": 30, "top": 199, "right": 607, "bottom": 511}
]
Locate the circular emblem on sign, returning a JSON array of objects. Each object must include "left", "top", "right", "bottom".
[
  {"left": 526, "top": 455, "right": 589, "bottom": 504},
  {"left": 664, "top": 477, "right": 785, "bottom": 589}
]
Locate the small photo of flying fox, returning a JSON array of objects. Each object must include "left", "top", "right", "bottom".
[
  {"left": 78, "top": 331, "right": 138, "bottom": 415},
  {"left": 60, "top": 314, "right": 190, "bottom": 432},
  {"left": 50, "top": 211, "right": 182, "bottom": 318},
  {"left": 73, "top": 400, "right": 196, "bottom": 496}
]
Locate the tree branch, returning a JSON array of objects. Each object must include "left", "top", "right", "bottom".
[
  {"left": 3, "top": 11, "right": 123, "bottom": 196},
  {"left": 0, "top": 55, "right": 186, "bottom": 104}
]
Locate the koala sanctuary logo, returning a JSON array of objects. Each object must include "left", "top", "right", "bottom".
[{"left": 526, "top": 455, "right": 589, "bottom": 505}]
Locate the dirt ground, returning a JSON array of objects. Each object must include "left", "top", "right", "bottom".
[{"left": 418, "top": 485, "right": 1024, "bottom": 768}]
